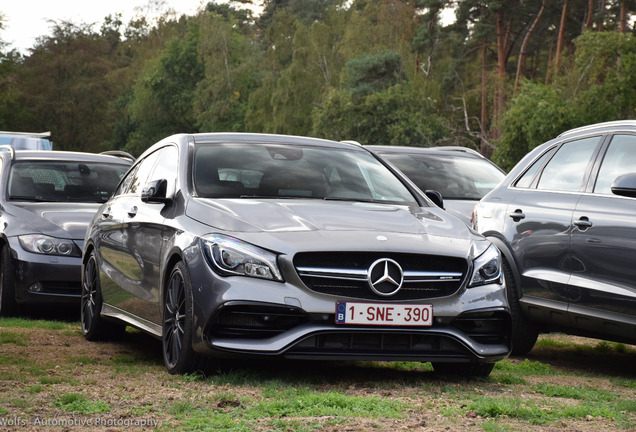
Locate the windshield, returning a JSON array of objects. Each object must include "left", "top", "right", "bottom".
[
  {"left": 380, "top": 153, "right": 505, "bottom": 200},
  {"left": 9, "top": 161, "right": 130, "bottom": 202},
  {"left": 193, "top": 143, "right": 417, "bottom": 205}
]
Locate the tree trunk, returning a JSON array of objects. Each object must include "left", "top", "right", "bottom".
[
  {"left": 599, "top": 0, "right": 606, "bottom": 31},
  {"left": 514, "top": 0, "right": 546, "bottom": 95},
  {"left": 585, "top": 0, "right": 594, "bottom": 30},
  {"left": 494, "top": 7, "right": 506, "bottom": 133},
  {"left": 481, "top": 39, "right": 488, "bottom": 155},
  {"left": 554, "top": 0, "right": 568, "bottom": 77},
  {"left": 620, "top": 1, "right": 627, "bottom": 33}
]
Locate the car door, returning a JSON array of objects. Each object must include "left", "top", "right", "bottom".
[
  {"left": 118, "top": 145, "right": 178, "bottom": 324},
  {"left": 569, "top": 133, "right": 636, "bottom": 337},
  {"left": 100, "top": 149, "right": 160, "bottom": 317},
  {"left": 504, "top": 136, "right": 602, "bottom": 325}
]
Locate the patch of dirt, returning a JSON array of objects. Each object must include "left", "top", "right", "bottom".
[{"left": 0, "top": 312, "right": 634, "bottom": 431}]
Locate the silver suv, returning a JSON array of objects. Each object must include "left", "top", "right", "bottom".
[{"left": 0, "top": 131, "right": 53, "bottom": 150}]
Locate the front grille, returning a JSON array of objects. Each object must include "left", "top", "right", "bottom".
[
  {"left": 287, "top": 331, "right": 468, "bottom": 358},
  {"left": 294, "top": 252, "right": 467, "bottom": 300},
  {"left": 209, "top": 303, "right": 310, "bottom": 339},
  {"left": 452, "top": 311, "right": 511, "bottom": 345}
]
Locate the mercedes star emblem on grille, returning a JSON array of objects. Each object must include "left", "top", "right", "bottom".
[{"left": 367, "top": 258, "right": 403, "bottom": 296}]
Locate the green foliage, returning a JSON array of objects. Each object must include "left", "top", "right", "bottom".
[
  {"left": 0, "top": 331, "right": 27, "bottom": 346},
  {"left": 54, "top": 393, "right": 111, "bottom": 414},
  {"left": 194, "top": 11, "right": 262, "bottom": 132},
  {"left": 493, "top": 359, "right": 555, "bottom": 376},
  {"left": 495, "top": 31, "right": 636, "bottom": 170},
  {"left": 126, "top": 20, "right": 204, "bottom": 155},
  {"left": 0, "top": 317, "right": 72, "bottom": 330},
  {"left": 533, "top": 384, "right": 615, "bottom": 401},
  {"left": 492, "top": 82, "right": 572, "bottom": 170},
  {"left": 313, "top": 83, "right": 446, "bottom": 146},
  {"left": 0, "top": 0, "right": 635, "bottom": 168},
  {"left": 344, "top": 50, "right": 405, "bottom": 97}
]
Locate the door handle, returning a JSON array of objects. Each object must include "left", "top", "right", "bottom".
[
  {"left": 102, "top": 207, "right": 111, "bottom": 219},
  {"left": 573, "top": 217, "right": 592, "bottom": 230},
  {"left": 509, "top": 209, "right": 525, "bottom": 221},
  {"left": 127, "top": 206, "right": 138, "bottom": 217}
]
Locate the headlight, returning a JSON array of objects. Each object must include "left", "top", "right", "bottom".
[
  {"left": 468, "top": 243, "right": 502, "bottom": 287},
  {"left": 201, "top": 234, "right": 283, "bottom": 281},
  {"left": 18, "top": 235, "right": 81, "bottom": 257}
]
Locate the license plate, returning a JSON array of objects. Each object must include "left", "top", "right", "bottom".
[{"left": 335, "top": 301, "right": 433, "bottom": 326}]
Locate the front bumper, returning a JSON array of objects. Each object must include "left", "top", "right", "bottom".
[
  {"left": 187, "top": 249, "right": 512, "bottom": 364},
  {"left": 9, "top": 238, "right": 81, "bottom": 305},
  {"left": 199, "top": 301, "right": 511, "bottom": 363}
]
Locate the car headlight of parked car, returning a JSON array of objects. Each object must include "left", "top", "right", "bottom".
[
  {"left": 202, "top": 234, "right": 283, "bottom": 281},
  {"left": 468, "top": 244, "right": 502, "bottom": 287},
  {"left": 18, "top": 234, "right": 81, "bottom": 257}
]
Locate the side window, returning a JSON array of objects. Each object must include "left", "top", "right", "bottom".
[
  {"left": 115, "top": 165, "right": 139, "bottom": 196},
  {"left": 594, "top": 135, "right": 636, "bottom": 195},
  {"left": 117, "top": 150, "right": 161, "bottom": 196},
  {"left": 536, "top": 137, "right": 600, "bottom": 192},
  {"left": 148, "top": 146, "right": 178, "bottom": 197},
  {"left": 515, "top": 147, "right": 556, "bottom": 188}
]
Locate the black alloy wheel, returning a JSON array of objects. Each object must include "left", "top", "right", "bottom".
[
  {"left": 163, "top": 261, "right": 197, "bottom": 374},
  {"left": 81, "top": 251, "right": 125, "bottom": 340}
]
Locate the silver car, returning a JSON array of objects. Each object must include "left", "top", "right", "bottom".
[
  {"left": 82, "top": 133, "right": 511, "bottom": 376},
  {"left": 366, "top": 146, "right": 505, "bottom": 224}
]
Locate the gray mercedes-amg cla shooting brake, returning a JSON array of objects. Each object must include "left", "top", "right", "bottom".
[{"left": 81, "top": 133, "right": 511, "bottom": 376}]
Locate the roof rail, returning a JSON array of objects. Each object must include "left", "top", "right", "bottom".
[
  {"left": 341, "top": 140, "right": 362, "bottom": 146},
  {"left": 100, "top": 150, "right": 136, "bottom": 162},
  {"left": 434, "top": 146, "right": 484, "bottom": 157},
  {"left": 0, "top": 131, "right": 51, "bottom": 138},
  {"left": 557, "top": 120, "right": 636, "bottom": 137},
  {"left": 0, "top": 145, "right": 16, "bottom": 160}
]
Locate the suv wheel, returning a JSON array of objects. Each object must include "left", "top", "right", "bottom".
[
  {"left": 502, "top": 256, "right": 538, "bottom": 355},
  {"left": 0, "top": 245, "right": 17, "bottom": 317}
]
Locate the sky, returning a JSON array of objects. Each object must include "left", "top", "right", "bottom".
[{"left": 1, "top": 0, "right": 209, "bottom": 53}]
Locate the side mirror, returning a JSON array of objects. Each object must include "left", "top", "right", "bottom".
[
  {"left": 141, "top": 179, "right": 171, "bottom": 204},
  {"left": 611, "top": 173, "right": 636, "bottom": 198},
  {"left": 425, "top": 190, "right": 444, "bottom": 209}
]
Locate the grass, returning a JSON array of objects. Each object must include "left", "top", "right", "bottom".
[
  {"left": 54, "top": 393, "right": 111, "bottom": 414},
  {"left": 0, "top": 317, "right": 73, "bottom": 330},
  {"left": 0, "top": 315, "right": 634, "bottom": 431}
]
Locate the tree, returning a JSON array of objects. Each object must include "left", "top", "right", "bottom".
[
  {"left": 125, "top": 19, "right": 204, "bottom": 155},
  {"left": 10, "top": 21, "right": 121, "bottom": 151},
  {"left": 344, "top": 50, "right": 405, "bottom": 98},
  {"left": 194, "top": 8, "right": 263, "bottom": 132},
  {"left": 313, "top": 83, "right": 446, "bottom": 146}
]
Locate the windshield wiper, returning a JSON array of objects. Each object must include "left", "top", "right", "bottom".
[
  {"left": 238, "top": 195, "right": 324, "bottom": 200},
  {"left": 323, "top": 196, "right": 390, "bottom": 204},
  {"left": 9, "top": 195, "right": 57, "bottom": 202}
]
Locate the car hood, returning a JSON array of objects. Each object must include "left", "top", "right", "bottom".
[
  {"left": 8, "top": 202, "right": 103, "bottom": 239},
  {"left": 186, "top": 198, "right": 485, "bottom": 258}
]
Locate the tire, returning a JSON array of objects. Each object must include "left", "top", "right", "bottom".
[
  {"left": 432, "top": 362, "right": 495, "bottom": 378},
  {"left": 0, "top": 244, "right": 17, "bottom": 317},
  {"left": 81, "top": 251, "right": 126, "bottom": 341},
  {"left": 162, "top": 261, "right": 201, "bottom": 375},
  {"left": 502, "top": 256, "right": 538, "bottom": 356}
]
